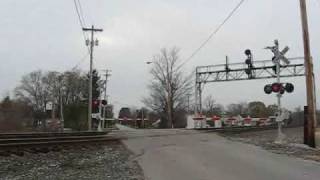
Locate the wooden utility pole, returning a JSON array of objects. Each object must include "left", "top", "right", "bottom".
[
  {"left": 187, "top": 94, "right": 191, "bottom": 114},
  {"left": 299, "top": 0, "right": 317, "bottom": 147},
  {"left": 102, "top": 70, "right": 111, "bottom": 127},
  {"left": 83, "top": 25, "right": 103, "bottom": 131}
]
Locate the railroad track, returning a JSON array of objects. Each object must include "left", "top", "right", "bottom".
[
  {"left": 0, "top": 131, "right": 119, "bottom": 147},
  {"left": 201, "top": 124, "right": 279, "bottom": 133},
  {"left": 0, "top": 125, "right": 284, "bottom": 148},
  {"left": 0, "top": 131, "right": 107, "bottom": 139}
]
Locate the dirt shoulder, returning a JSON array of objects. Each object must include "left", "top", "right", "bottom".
[{"left": 220, "top": 127, "right": 320, "bottom": 162}]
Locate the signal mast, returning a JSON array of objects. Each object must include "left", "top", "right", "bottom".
[{"left": 264, "top": 39, "right": 293, "bottom": 143}]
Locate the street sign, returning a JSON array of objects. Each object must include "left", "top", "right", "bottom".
[
  {"left": 91, "top": 113, "right": 100, "bottom": 119},
  {"left": 46, "top": 102, "right": 53, "bottom": 110}
]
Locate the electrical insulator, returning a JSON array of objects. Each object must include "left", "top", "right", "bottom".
[
  {"left": 95, "top": 39, "right": 99, "bottom": 46},
  {"left": 85, "top": 39, "right": 90, "bottom": 46}
]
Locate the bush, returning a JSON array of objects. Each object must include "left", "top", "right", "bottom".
[
  {"left": 64, "top": 104, "right": 88, "bottom": 131},
  {"left": 0, "top": 97, "right": 33, "bottom": 132}
]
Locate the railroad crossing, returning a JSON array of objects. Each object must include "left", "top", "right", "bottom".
[
  {"left": 194, "top": 39, "right": 317, "bottom": 146},
  {"left": 118, "top": 125, "right": 320, "bottom": 180}
]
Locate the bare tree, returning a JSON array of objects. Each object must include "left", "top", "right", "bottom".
[
  {"left": 143, "top": 47, "right": 193, "bottom": 128},
  {"left": 42, "top": 71, "right": 62, "bottom": 119},
  {"left": 14, "top": 70, "right": 51, "bottom": 127},
  {"left": 15, "top": 70, "right": 49, "bottom": 113},
  {"left": 15, "top": 71, "right": 64, "bottom": 112},
  {"left": 204, "top": 95, "right": 215, "bottom": 116},
  {"left": 204, "top": 95, "right": 224, "bottom": 116},
  {"left": 62, "top": 70, "right": 87, "bottom": 105},
  {"left": 226, "top": 102, "right": 248, "bottom": 116},
  {"left": 14, "top": 69, "right": 99, "bottom": 129}
]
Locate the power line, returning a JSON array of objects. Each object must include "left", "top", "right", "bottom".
[
  {"left": 73, "top": 0, "right": 90, "bottom": 53},
  {"left": 77, "top": 0, "right": 87, "bottom": 27},
  {"left": 73, "top": 0, "right": 85, "bottom": 29},
  {"left": 71, "top": 0, "right": 95, "bottom": 71},
  {"left": 71, "top": 52, "right": 90, "bottom": 70},
  {"left": 177, "top": 0, "right": 246, "bottom": 69}
]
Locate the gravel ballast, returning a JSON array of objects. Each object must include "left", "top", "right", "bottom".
[
  {"left": 220, "top": 127, "right": 320, "bottom": 162},
  {"left": 0, "top": 141, "right": 144, "bottom": 180}
]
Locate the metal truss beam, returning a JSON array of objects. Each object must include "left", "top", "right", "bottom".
[
  {"left": 194, "top": 57, "right": 305, "bottom": 115},
  {"left": 196, "top": 57, "right": 305, "bottom": 83}
]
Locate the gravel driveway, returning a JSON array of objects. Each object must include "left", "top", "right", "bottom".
[{"left": 0, "top": 141, "right": 144, "bottom": 180}]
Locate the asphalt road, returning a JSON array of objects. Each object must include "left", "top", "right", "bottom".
[{"left": 116, "top": 124, "right": 320, "bottom": 180}]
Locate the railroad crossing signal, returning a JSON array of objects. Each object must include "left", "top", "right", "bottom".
[
  {"left": 101, "top": 100, "right": 107, "bottom": 106},
  {"left": 92, "top": 100, "right": 100, "bottom": 113},
  {"left": 244, "top": 49, "right": 254, "bottom": 78},
  {"left": 285, "top": 83, "right": 294, "bottom": 93},
  {"left": 265, "top": 39, "right": 290, "bottom": 65},
  {"left": 264, "top": 83, "right": 294, "bottom": 94},
  {"left": 264, "top": 39, "right": 292, "bottom": 144},
  {"left": 92, "top": 99, "right": 107, "bottom": 111}
]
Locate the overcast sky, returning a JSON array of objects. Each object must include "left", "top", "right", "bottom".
[{"left": 0, "top": 0, "right": 319, "bottom": 113}]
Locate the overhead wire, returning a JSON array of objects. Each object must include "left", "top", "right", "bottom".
[
  {"left": 77, "top": 0, "right": 87, "bottom": 27},
  {"left": 73, "top": 0, "right": 85, "bottom": 27},
  {"left": 71, "top": 52, "right": 90, "bottom": 70},
  {"left": 176, "top": 0, "right": 246, "bottom": 70},
  {"left": 72, "top": 0, "right": 91, "bottom": 70},
  {"left": 174, "top": 0, "right": 246, "bottom": 100},
  {"left": 73, "top": 0, "right": 90, "bottom": 53}
]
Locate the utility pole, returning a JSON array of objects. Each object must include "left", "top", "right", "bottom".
[
  {"left": 102, "top": 70, "right": 111, "bottom": 127},
  {"left": 187, "top": 94, "right": 191, "bottom": 114},
  {"left": 167, "top": 68, "right": 173, "bottom": 128},
  {"left": 83, "top": 25, "right": 103, "bottom": 131},
  {"left": 98, "top": 86, "right": 104, "bottom": 131},
  {"left": 59, "top": 82, "right": 64, "bottom": 132},
  {"left": 299, "top": 0, "right": 317, "bottom": 147},
  {"left": 142, "top": 108, "right": 144, "bottom": 128}
]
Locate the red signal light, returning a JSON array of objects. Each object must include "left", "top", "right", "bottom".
[
  {"left": 92, "top": 100, "right": 100, "bottom": 113},
  {"left": 271, "top": 83, "right": 281, "bottom": 92},
  {"left": 92, "top": 100, "right": 99, "bottom": 107}
]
